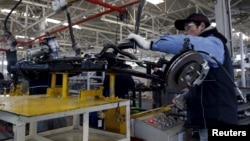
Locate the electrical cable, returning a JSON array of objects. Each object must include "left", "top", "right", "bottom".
[
  {"left": 180, "top": 38, "right": 246, "bottom": 102},
  {"left": 132, "top": 0, "right": 146, "bottom": 53},
  {"left": 197, "top": 51, "right": 235, "bottom": 86},
  {"left": 197, "top": 50, "right": 247, "bottom": 103},
  {"left": 4, "top": 0, "right": 22, "bottom": 35},
  {"left": 2, "top": 0, "right": 22, "bottom": 90},
  {"left": 65, "top": 8, "right": 81, "bottom": 56},
  {"left": 115, "top": 15, "right": 119, "bottom": 44},
  {"left": 134, "top": 0, "right": 145, "bottom": 34}
]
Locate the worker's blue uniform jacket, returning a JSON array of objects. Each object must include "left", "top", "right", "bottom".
[{"left": 151, "top": 27, "right": 238, "bottom": 128}]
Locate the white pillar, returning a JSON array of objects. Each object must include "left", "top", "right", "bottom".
[
  {"left": 214, "top": 0, "right": 233, "bottom": 57},
  {"left": 240, "top": 33, "right": 246, "bottom": 87}
]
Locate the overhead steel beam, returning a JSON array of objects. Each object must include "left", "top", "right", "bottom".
[
  {"left": 190, "top": 0, "right": 214, "bottom": 13},
  {"left": 45, "top": 0, "right": 122, "bottom": 32},
  {"left": 45, "top": 7, "right": 103, "bottom": 31},
  {"left": 19, "top": 0, "right": 88, "bottom": 10},
  {"left": 100, "top": 17, "right": 155, "bottom": 33},
  {"left": 0, "top": 12, "right": 25, "bottom": 28},
  {"left": 16, "top": 0, "right": 91, "bottom": 34},
  {"left": 18, "top": 0, "right": 140, "bottom": 45},
  {"left": 16, "top": 12, "right": 56, "bottom": 34}
]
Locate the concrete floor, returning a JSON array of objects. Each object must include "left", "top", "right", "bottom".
[
  {"left": 43, "top": 129, "right": 125, "bottom": 141},
  {"left": 0, "top": 128, "right": 127, "bottom": 141}
]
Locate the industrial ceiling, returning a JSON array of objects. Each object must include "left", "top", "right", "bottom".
[{"left": 0, "top": 0, "right": 249, "bottom": 59}]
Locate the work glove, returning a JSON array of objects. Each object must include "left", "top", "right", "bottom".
[{"left": 127, "top": 33, "right": 151, "bottom": 50}]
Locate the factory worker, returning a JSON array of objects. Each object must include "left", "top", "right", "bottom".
[{"left": 127, "top": 13, "right": 238, "bottom": 141}]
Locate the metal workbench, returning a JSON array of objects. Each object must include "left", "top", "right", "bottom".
[{"left": 0, "top": 95, "right": 130, "bottom": 141}]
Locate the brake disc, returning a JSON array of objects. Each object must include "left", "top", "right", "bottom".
[{"left": 164, "top": 51, "right": 209, "bottom": 91}]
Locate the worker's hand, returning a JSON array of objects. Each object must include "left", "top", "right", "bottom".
[
  {"left": 127, "top": 33, "right": 151, "bottom": 50},
  {"left": 172, "top": 94, "right": 186, "bottom": 110}
]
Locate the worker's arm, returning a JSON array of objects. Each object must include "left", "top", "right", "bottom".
[
  {"left": 151, "top": 35, "right": 224, "bottom": 68},
  {"left": 127, "top": 33, "right": 224, "bottom": 68}
]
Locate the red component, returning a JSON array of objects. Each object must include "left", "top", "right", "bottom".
[
  {"left": 86, "top": 0, "right": 127, "bottom": 13},
  {"left": 148, "top": 119, "right": 155, "bottom": 124},
  {"left": 39, "top": 38, "right": 44, "bottom": 43}
]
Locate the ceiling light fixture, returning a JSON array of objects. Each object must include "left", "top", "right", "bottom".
[
  {"left": 63, "top": 23, "right": 82, "bottom": 29},
  {"left": 1, "top": 9, "right": 16, "bottom": 13},
  {"left": 46, "top": 18, "right": 61, "bottom": 24},
  {"left": 15, "top": 35, "right": 34, "bottom": 40},
  {"left": 146, "top": 0, "right": 164, "bottom": 5},
  {"left": 15, "top": 35, "right": 25, "bottom": 39}
]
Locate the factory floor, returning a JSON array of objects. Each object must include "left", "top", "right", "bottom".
[
  {"left": 29, "top": 129, "right": 125, "bottom": 141},
  {"left": 0, "top": 129, "right": 199, "bottom": 141},
  {"left": 0, "top": 123, "right": 129, "bottom": 141}
]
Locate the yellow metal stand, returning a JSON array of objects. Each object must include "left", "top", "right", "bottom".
[
  {"left": 79, "top": 86, "right": 104, "bottom": 101},
  {"left": 103, "top": 72, "right": 126, "bottom": 134},
  {"left": 3, "top": 87, "right": 7, "bottom": 96},
  {"left": 106, "top": 73, "right": 118, "bottom": 100},
  {"left": 104, "top": 106, "right": 127, "bottom": 135},
  {"left": 46, "top": 72, "right": 65, "bottom": 98},
  {"left": 9, "top": 83, "right": 24, "bottom": 96}
]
